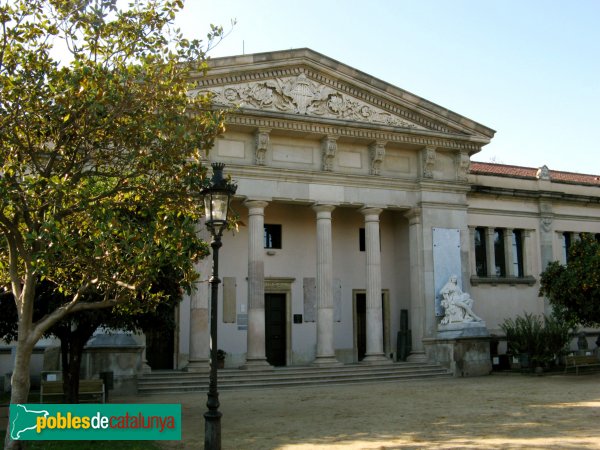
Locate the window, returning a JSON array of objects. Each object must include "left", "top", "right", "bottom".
[
  {"left": 474, "top": 227, "right": 487, "bottom": 277},
  {"left": 471, "top": 226, "right": 533, "bottom": 285},
  {"left": 562, "top": 232, "right": 572, "bottom": 263},
  {"left": 358, "top": 228, "right": 381, "bottom": 252},
  {"left": 494, "top": 229, "right": 506, "bottom": 277},
  {"left": 264, "top": 224, "right": 282, "bottom": 249},
  {"left": 511, "top": 230, "right": 524, "bottom": 277},
  {"left": 359, "top": 228, "right": 365, "bottom": 252}
]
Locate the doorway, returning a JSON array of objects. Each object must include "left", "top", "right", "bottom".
[
  {"left": 144, "top": 304, "right": 176, "bottom": 370},
  {"left": 265, "top": 293, "right": 287, "bottom": 366},
  {"left": 353, "top": 291, "right": 390, "bottom": 362}
]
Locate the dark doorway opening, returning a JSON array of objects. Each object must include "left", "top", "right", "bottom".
[
  {"left": 265, "top": 293, "right": 287, "bottom": 366},
  {"left": 145, "top": 304, "right": 175, "bottom": 370},
  {"left": 355, "top": 292, "right": 387, "bottom": 362},
  {"left": 356, "top": 293, "right": 367, "bottom": 361}
]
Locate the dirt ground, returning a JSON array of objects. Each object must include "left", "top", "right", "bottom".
[{"left": 114, "top": 372, "right": 600, "bottom": 450}]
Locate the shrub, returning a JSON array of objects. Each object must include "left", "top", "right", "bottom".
[{"left": 500, "top": 313, "right": 570, "bottom": 367}]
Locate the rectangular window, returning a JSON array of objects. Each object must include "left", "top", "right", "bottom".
[
  {"left": 511, "top": 230, "right": 524, "bottom": 277},
  {"left": 562, "top": 232, "right": 571, "bottom": 263},
  {"left": 264, "top": 224, "right": 282, "bottom": 249},
  {"left": 494, "top": 229, "right": 506, "bottom": 277},
  {"left": 474, "top": 227, "right": 487, "bottom": 277},
  {"left": 473, "top": 226, "right": 531, "bottom": 283},
  {"left": 359, "top": 228, "right": 365, "bottom": 252}
]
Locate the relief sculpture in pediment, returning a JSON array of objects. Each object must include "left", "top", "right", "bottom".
[{"left": 205, "top": 73, "right": 424, "bottom": 129}]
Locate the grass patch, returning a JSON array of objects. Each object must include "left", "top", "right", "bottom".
[{"left": 0, "top": 430, "right": 162, "bottom": 449}]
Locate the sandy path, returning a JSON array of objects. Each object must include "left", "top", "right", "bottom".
[{"left": 116, "top": 372, "right": 600, "bottom": 449}]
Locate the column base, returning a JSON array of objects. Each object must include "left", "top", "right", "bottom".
[
  {"left": 407, "top": 351, "right": 428, "bottom": 363},
  {"left": 360, "top": 353, "right": 392, "bottom": 365},
  {"left": 239, "top": 358, "right": 272, "bottom": 370},
  {"left": 186, "top": 359, "right": 210, "bottom": 372},
  {"left": 312, "top": 356, "right": 343, "bottom": 366}
]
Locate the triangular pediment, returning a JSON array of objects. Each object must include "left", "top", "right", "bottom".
[
  {"left": 192, "top": 49, "right": 495, "bottom": 141},
  {"left": 202, "top": 73, "right": 427, "bottom": 130}
]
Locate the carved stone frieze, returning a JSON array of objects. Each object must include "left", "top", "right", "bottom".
[
  {"left": 456, "top": 150, "right": 470, "bottom": 181},
  {"left": 254, "top": 128, "right": 270, "bottom": 165},
  {"left": 369, "top": 141, "right": 386, "bottom": 175},
  {"left": 421, "top": 146, "right": 436, "bottom": 178},
  {"left": 321, "top": 135, "right": 338, "bottom": 171},
  {"left": 201, "top": 73, "right": 425, "bottom": 130}
]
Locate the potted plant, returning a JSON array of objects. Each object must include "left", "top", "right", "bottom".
[{"left": 217, "top": 349, "right": 226, "bottom": 369}]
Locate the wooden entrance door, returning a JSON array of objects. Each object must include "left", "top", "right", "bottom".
[{"left": 265, "top": 293, "right": 287, "bottom": 366}]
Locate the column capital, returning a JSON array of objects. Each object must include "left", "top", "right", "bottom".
[
  {"left": 244, "top": 199, "right": 269, "bottom": 211},
  {"left": 404, "top": 208, "right": 422, "bottom": 225},
  {"left": 360, "top": 207, "right": 383, "bottom": 219},
  {"left": 312, "top": 204, "right": 336, "bottom": 214}
]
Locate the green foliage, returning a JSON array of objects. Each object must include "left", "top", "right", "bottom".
[
  {"left": 0, "top": 0, "right": 225, "bottom": 334},
  {"left": 500, "top": 312, "right": 571, "bottom": 367},
  {"left": 539, "top": 234, "right": 600, "bottom": 327}
]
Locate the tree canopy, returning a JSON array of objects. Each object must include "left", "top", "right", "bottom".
[
  {"left": 539, "top": 234, "right": 600, "bottom": 327},
  {"left": 1, "top": 1, "right": 226, "bottom": 445}
]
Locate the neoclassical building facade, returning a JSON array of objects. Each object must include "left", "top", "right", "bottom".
[
  {"left": 4, "top": 49, "right": 598, "bottom": 382},
  {"left": 174, "top": 49, "right": 600, "bottom": 370}
]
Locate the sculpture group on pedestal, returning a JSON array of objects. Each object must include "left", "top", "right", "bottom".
[{"left": 439, "top": 275, "right": 483, "bottom": 325}]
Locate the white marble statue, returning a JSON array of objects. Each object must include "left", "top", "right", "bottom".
[{"left": 439, "top": 275, "right": 482, "bottom": 325}]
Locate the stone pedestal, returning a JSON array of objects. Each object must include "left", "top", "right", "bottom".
[{"left": 424, "top": 324, "right": 492, "bottom": 377}]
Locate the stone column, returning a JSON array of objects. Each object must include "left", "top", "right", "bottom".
[
  {"left": 503, "top": 228, "right": 514, "bottom": 277},
  {"left": 485, "top": 228, "right": 497, "bottom": 277},
  {"left": 405, "top": 208, "right": 427, "bottom": 362},
  {"left": 361, "top": 207, "right": 388, "bottom": 363},
  {"left": 187, "top": 224, "right": 211, "bottom": 372},
  {"left": 468, "top": 226, "right": 477, "bottom": 277},
  {"left": 312, "top": 204, "right": 341, "bottom": 366},
  {"left": 241, "top": 200, "right": 271, "bottom": 369}
]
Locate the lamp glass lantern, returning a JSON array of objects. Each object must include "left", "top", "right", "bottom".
[{"left": 201, "top": 163, "right": 237, "bottom": 235}]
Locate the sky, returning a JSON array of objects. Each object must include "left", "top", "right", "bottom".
[{"left": 174, "top": 0, "right": 600, "bottom": 175}]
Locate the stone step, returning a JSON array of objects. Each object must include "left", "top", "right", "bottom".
[
  {"left": 140, "top": 362, "right": 438, "bottom": 380},
  {"left": 137, "top": 363, "right": 452, "bottom": 395},
  {"left": 138, "top": 366, "right": 448, "bottom": 386}
]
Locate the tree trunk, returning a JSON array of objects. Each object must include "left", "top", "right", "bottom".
[
  {"left": 59, "top": 320, "right": 98, "bottom": 403},
  {"left": 4, "top": 338, "right": 34, "bottom": 450}
]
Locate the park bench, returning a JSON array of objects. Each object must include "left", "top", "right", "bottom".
[
  {"left": 564, "top": 354, "right": 600, "bottom": 375},
  {"left": 40, "top": 379, "right": 105, "bottom": 403}
]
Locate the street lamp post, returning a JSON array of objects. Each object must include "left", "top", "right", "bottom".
[{"left": 201, "top": 162, "right": 237, "bottom": 450}]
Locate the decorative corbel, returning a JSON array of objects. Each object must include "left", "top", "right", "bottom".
[
  {"left": 369, "top": 140, "right": 386, "bottom": 175},
  {"left": 321, "top": 135, "right": 338, "bottom": 171},
  {"left": 254, "top": 128, "right": 271, "bottom": 165},
  {"left": 421, "top": 146, "right": 436, "bottom": 178},
  {"left": 456, "top": 150, "right": 470, "bottom": 181}
]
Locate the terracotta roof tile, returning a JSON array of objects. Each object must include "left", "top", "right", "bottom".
[{"left": 470, "top": 162, "right": 600, "bottom": 186}]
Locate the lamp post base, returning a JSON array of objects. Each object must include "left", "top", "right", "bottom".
[{"left": 204, "top": 410, "right": 222, "bottom": 450}]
